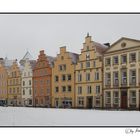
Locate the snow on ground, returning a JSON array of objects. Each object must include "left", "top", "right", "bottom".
[{"left": 0, "top": 107, "right": 140, "bottom": 126}]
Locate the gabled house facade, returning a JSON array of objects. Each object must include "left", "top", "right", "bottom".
[{"left": 103, "top": 37, "right": 140, "bottom": 110}]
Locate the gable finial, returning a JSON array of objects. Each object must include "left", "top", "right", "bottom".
[{"left": 87, "top": 32, "right": 89, "bottom": 37}]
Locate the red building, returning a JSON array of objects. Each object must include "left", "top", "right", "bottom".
[{"left": 33, "top": 50, "right": 55, "bottom": 107}]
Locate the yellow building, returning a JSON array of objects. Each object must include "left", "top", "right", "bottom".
[
  {"left": 52, "top": 46, "right": 79, "bottom": 108},
  {"left": 75, "top": 34, "right": 106, "bottom": 108},
  {"left": 103, "top": 37, "right": 140, "bottom": 110},
  {"left": 0, "top": 63, "right": 8, "bottom": 105},
  {"left": 7, "top": 61, "right": 22, "bottom": 106}
]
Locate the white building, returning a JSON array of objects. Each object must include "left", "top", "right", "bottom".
[{"left": 21, "top": 52, "right": 36, "bottom": 106}]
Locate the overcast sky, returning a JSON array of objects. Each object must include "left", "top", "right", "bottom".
[{"left": 0, "top": 14, "right": 140, "bottom": 60}]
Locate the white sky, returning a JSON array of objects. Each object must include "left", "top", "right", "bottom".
[{"left": 0, "top": 14, "right": 140, "bottom": 60}]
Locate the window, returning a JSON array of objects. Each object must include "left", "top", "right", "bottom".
[
  {"left": 47, "top": 80, "right": 50, "bottom": 84},
  {"left": 47, "top": 88, "right": 50, "bottom": 94},
  {"left": 96, "top": 86, "right": 100, "bottom": 94},
  {"left": 78, "top": 97, "right": 84, "bottom": 106},
  {"left": 29, "top": 80, "right": 31, "bottom": 85},
  {"left": 95, "top": 72, "right": 99, "bottom": 80},
  {"left": 28, "top": 72, "right": 30, "bottom": 76},
  {"left": 87, "top": 46, "right": 89, "bottom": 51},
  {"left": 59, "top": 64, "right": 66, "bottom": 71},
  {"left": 121, "top": 71, "right": 127, "bottom": 85},
  {"left": 130, "top": 70, "right": 136, "bottom": 85},
  {"left": 113, "top": 91, "right": 119, "bottom": 104},
  {"left": 86, "top": 61, "right": 90, "bottom": 68},
  {"left": 55, "top": 76, "right": 59, "bottom": 82},
  {"left": 13, "top": 88, "right": 15, "bottom": 93},
  {"left": 78, "top": 73, "right": 82, "bottom": 82},
  {"left": 17, "top": 87, "right": 19, "bottom": 93},
  {"left": 55, "top": 87, "right": 59, "bottom": 93},
  {"left": 67, "top": 86, "right": 71, "bottom": 92},
  {"left": 62, "top": 75, "right": 66, "bottom": 81},
  {"left": 113, "top": 56, "right": 118, "bottom": 65},
  {"left": 93, "top": 61, "right": 96, "bottom": 67},
  {"left": 121, "top": 55, "right": 127, "bottom": 64},
  {"left": 62, "top": 86, "right": 66, "bottom": 92},
  {"left": 86, "top": 73, "right": 90, "bottom": 81},
  {"left": 23, "top": 89, "right": 25, "bottom": 95},
  {"left": 130, "top": 53, "right": 136, "bottom": 62},
  {"left": 105, "top": 91, "right": 111, "bottom": 104},
  {"left": 67, "top": 74, "right": 71, "bottom": 81},
  {"left": 130, "top": 90, "right": 136, "bottom": 104},
  {"left": 105, "top": 73, "right": 111, "bottom": 85},
  {"left": 29, "top": 100, "right": 32, "bottom": 105},
  {"left": 105, "top": 58, "right": 111, "bottom": 66},
  {"left": 61, "top": 56, "right": 64, "bottom": 60},
  {"left": 87, "top": 85, "right": 92, "bottom": 94},
  {"left": 59, "top": 65, "right": 63, "bottom": 71},
  {"left": 80, "top": 62, "right": 83, "bottom": 69},
  {"left": 24, "top": 72, "right": 26, "bottom": 77},
  {"left": 23, "top": 81, "right": 25, "bottom": 86},
  {"left": 113, "top": 72, "right": 119, "bottom": 85},
  {"left": 29, "top": 89, "right": 32, "bottom": 95},
  {"left": 139, "top": 52, "right": 140, "bottom": 61},
  {"left": 86, "top": 53, "right": 90, "bottom": 60},
  {"left": 78, "top": 86, "right": 82, "bottom": 94},
  {"left": 16, "top": 79, "right": 18, "bottom": 84}
]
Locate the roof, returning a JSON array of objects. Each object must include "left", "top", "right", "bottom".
[
  {"left": 111, "top": 37, "right": 140, "bottom": 47},
  {"left": 19, "top": 51, "right": 34, "bottom": 66},
  {"left": 69, "top": 52, "right": 79, "bottom": 64},
  {"left": 47, "top": 56, "right": 56, "bottom": 67},
  {"left": 93, "top": 41, "right": 107, "bottom": 54}
]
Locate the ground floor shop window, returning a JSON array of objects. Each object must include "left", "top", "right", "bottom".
[
  {"left": 77, "top": 97, "right": 84, "bottom": 106},
  {"left": 130, "top": 90, "right": 136, "bottom": 104},
  {"left": 113, "top": 91, "right": 119, "bottom": 104},
  {"left": 105, "top": 91, "right": 111, "bottom": 105}
]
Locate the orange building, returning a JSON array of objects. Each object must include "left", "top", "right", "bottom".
[{"left": 33, "top": 50, "right": 55, "bottom": 107}]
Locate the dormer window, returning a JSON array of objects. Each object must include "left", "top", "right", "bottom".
[{"left": 86, "top": 53, "right": 90, "bottom": 60}]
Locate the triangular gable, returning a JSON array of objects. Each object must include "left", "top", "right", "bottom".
[{"left": 106, "top": 37, "right": 140, "bottom": 53}]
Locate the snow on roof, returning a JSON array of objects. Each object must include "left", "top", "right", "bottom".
[{"left": 69, "top": 52, "right": 79, "bottom": 64}]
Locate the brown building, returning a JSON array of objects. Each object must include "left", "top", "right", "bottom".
[
  {"left": 33, "top": 50, "right": 55, "bottom": 107},
  {"left": 0, "top": 57, "right": 17, "bottom": 106}
]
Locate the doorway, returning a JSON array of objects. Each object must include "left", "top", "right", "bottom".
[
  {"left": 87, "top": 96, "right": 93, "bottom": 109},
  {"left": 121, "top": 91, "right": 127, "bottom": 109}
]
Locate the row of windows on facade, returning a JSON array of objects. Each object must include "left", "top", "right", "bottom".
[
  {"left": 77, "top": 85, "right": 100, "bottom": 94},
  {"left": 0, "top": 81, "right": 7, "bottom": 86},
  {"left": 10, "top": 71, "right": 20, "bottom": 77},
  {"left": 77, "top": 72, "right": 99, "bottom": 82},
  {"left": 23, "top": 72, "right": 31, "bottom": 77},
  {"left": 34, "top": 80, "right": 50, "bottom": 85},
  {"left": 0, "top": 90, "right": 7, "bottom": 94},
  {"left": 34, "top": 88, "right": 50, "bottom": 94},
  {"left": 55, "top": 86, "right": 72, "bottom": 93},
  {"left": 35, "top": 97, "right": 50, "bottom": 105},
  {"left": 22, "top": 89, "right": 32, "bottom": 95},
  {"left": 79, "top": 60, "right": 96, "bottom": 69},
  {"left": 8, "top": 79, "right": 20, "bottom": 85},
  {"left": 33, "top": 69, "right": 48, "bottom": 76},
  {"left": 22, "top": 80, "right": 32, "bottom": 86},
  {"left": 105, "top": 52, "right": 140, "bottom": 66},
  {"left": 105, "top": 70, "right": 137, "bottom": 85},
  {"left": 54, "top": 74, "right": 71, "bottom": 82},
  {"left": 9, "top": 87, "right": 20, "bottom": 94},
  {"left": 0, "top": 74, "right": 7, "bottom": 79},
  {"left": 105, "top": 90, "right": 137, "bottom": 105},
  {"left": 77, "top": 97, "right": 100, "bottom": 106}
]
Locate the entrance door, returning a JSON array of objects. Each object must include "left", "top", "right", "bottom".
[
  {"left": 121, "top": 91, "right": 127, "bottom": 109},
  {"left": 55, "top": 100, "right": 59, "bottom": 108},
  {"left": 87, "top": 97, "right": 93, "bottom": 109}
]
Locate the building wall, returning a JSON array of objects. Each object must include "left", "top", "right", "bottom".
[
  {"left": 0, "top": 64, "right": 8, "bottom": 105},
  {"left": 7, "top": 62, "right": 22, "bottom": 106},
  {"left": 103, "top": 38, "right": 140, "bottom": 110},
  {"left": 75, "top": 35, "right": 104, "bottom": 109},
  {"left": 33, "top": 50, "right": 52, "bottom": 107},
  {"left": 21, "top": 60, "right": 34, "bottom": 106},
  {"left": 52, "top": 47, "right": 76, "bottom": 108}
]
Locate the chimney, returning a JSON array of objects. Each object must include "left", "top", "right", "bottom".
[
  {"left": 40, "top": 50, "right": 44, "bottom": 54},
  {"left": 60, "top": 46, "right": 66, "bottom": 53},
  {"left": 104, "top": 43, "right": 110, "bottom": 48}
]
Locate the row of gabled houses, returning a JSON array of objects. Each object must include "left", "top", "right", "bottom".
[{"left": 0, "top": 34, "right": 140, "bottom": 110}]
